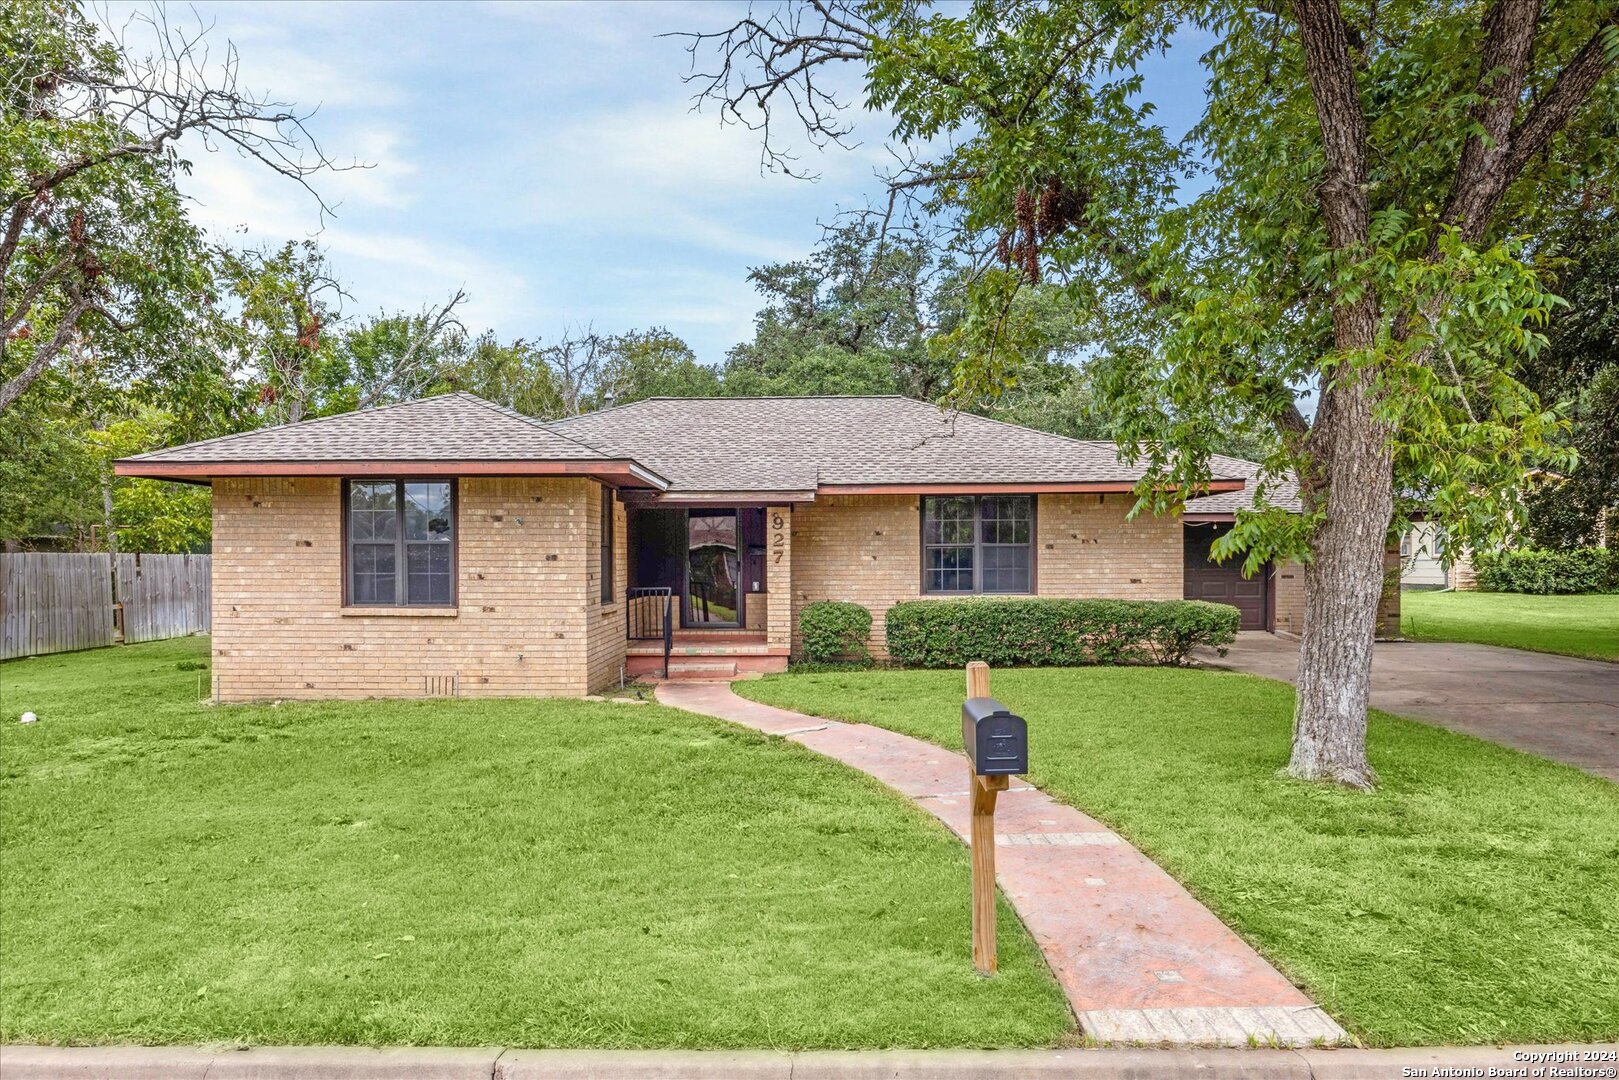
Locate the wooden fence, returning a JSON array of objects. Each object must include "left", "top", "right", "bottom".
[
  {"left": 115, "top": 554, "right": 211, "bottom": 644},
  {"left": 0, "top": 552, "right": 211, "bottom": 660}
]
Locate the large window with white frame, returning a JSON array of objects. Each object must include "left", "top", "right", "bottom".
[
  {"left": 344, "top": 479, "right": 456, "bottom": 606},
  {"left": 922, "top": 494, "right": 1035, "bottom": 594}
]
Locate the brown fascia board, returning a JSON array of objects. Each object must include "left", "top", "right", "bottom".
[
  {"left": 112, "top": 458, "right": 669, "bottom": 489},
  {"left": 815, "top": 479, "right": 1248, "bottom": 495},
  {"left": 621, "top": 489, "right": 818, "bottom": 506}
]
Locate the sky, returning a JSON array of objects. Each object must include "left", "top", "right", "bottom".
[{"left": 104, "top": 1, "right": 1214, "bottom": 368}]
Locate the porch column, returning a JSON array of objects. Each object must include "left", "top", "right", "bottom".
[{"left": 766, "top": 506, "right": 792, "bottom": 651}]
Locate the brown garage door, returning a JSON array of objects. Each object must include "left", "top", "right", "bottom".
[{"left": 1184, "top": 523, "right": 1269, "bottom": 630}]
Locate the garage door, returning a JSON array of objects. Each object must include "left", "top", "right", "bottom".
[{"left": 1184, "top": 523, "right": 1269, "bottom": 630}]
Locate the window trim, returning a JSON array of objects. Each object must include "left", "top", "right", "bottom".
[
  {"left": 341, "top": 477, "right": 459, "bottom": 609},
  {"left": 599, "top": 483, "right": 616, "bottom": 605},
  {"left": 919, "top": 494, "right": 1038, "bottom": 596}
]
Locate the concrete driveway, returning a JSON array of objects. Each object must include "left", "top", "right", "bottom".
[{"left": 1201, "top": 634, "right": 1619, "bottom": 782}]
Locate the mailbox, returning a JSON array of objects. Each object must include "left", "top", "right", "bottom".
[{"left": 962, "top": 697, "right": 1027, "bottom": 776}]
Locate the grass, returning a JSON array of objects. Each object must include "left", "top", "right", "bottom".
[
  {"left": 0, "top": 639, "right": 1072, "bottom": 1049},
  {"left": 1401, "top": 589, "right": 1619, "bottom": 661},
  {"left": 736, "top": 666, "right": 1619, "bottom": 1047}
]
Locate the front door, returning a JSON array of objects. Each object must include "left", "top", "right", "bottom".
[{"left": 686, "top": 510, "right": 740, "bottom": 627}]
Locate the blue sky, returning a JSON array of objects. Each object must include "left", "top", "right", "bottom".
[{"left": 116, "top": 2, "right": 1213, "bottom": 367}]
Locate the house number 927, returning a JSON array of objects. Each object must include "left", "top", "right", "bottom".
[{"left": 770, "top": 513, "right": 786, "bottom": 564}]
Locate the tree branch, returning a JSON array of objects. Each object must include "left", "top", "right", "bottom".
[
  {"left": 355, "top": 290, "right": 469, "bottom": 409},
  {"left": 0, "top": 291, "right": 92, "bottom": 412}
]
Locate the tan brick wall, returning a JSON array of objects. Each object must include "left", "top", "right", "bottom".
[
  {"left": 211, "top": 475, "right": 618, "bottom": 701},
  {"left": 1268, "top": 547, "right": 1402, "bottom": 639},
  {"left": 790, "top": 495, "right": 918, "bottom": 657},
  {"left": 1272, "top": 559, "right": 1306, "bottom": 636},
  {"left": 1037, "top": 494, "right": 1182, "bottom": 599},
  {"left": 766, "top": 506, "right": 793, "bottom": 649},
  {"left": 584, "top": 486, "right": 630, "bottom": 692},
  {"left": 1378, "top": 540, "right": 1403, "bottom": 639},
  {"left": 789, "top": 493, "right": 1184, "bottom": 658}
]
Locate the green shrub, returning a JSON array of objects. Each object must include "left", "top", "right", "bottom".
[
  {"left": 1474, "top": 547, "right": 1619, "bottom": 594},
  {"left": 884, "top": 598, "right": 1240, "bottom": 668},
  {"left": 799, "top": 601, "right": 874, "bottom": 662}
]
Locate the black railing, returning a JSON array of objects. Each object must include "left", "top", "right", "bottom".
[{"left": 626, "top": 587, "right": 673, "bottom": 676}]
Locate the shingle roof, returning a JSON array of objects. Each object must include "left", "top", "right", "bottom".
[
  {"left": 1184, "top": 455, "right": 1303, "bottom": 515},
  {"left": 552, "top": 395, "right": 1245, "bottom": 493},
  {"left": 119, "top": 392, "right": 1265, "bottom": 499},
  {"left": 120, "top": 393, "right": 617, "bottom": 464}
]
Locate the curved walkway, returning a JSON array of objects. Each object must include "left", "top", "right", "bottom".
[{"left": 656, "top": 681, "right": 1348, "bottom": 1048}]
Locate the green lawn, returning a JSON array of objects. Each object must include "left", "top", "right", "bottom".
[
  {"left": 1401, "top": 589, "right": 1619, "bottom": 661},
  {"left": 0, "top": 639, "right": 1071, "bottom": 1049},
  {"left": 737, "top": 667, "right": 1619, "bottom": 1047}
]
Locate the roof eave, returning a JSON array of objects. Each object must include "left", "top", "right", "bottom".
[
  {"left": 112, "top": 458, "right": 670, "bottom": 490},
  {"left": 814, "top": 479, "right": 1248, "bottom": 496},
  {"left": 622, "top": 488, "right": 818, "bottom": 506}
]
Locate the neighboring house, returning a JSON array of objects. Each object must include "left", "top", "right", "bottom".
[
  {"left": 1401, "top": 520, "right": 1451, "bottom": 588},
  {"left": 117, "top": 393, "right": 1350, "bottom": 701}
]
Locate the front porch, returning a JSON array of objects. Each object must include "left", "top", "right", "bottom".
[
  {"left": 622, "top": 504, "right": 795, "bottom": 678},
  {"left": 625, "top": 630, "right": 789, "bottom": 679}
]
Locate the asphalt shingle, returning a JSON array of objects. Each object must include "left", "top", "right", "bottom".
[
  {"left": 1184, "top": 455, "right": 1303, "bottom": 515},
  {"left": 121, "top": 393, "right": 615, "bottom": 464},
  {"left": 554, "top": 396, "right": 1243, "bottom": 493}
]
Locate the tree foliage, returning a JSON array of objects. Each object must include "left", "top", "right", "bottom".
[
  {"left": 1521, "top": 226, "right": 1619, "bottom": 547},
  {"left": 1, "top": 0, "right": 336, "bottom": 413},
  {"left": 681, "top": 0, "right": 1619, "bottom": 786}
]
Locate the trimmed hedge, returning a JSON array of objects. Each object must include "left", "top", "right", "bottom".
[
  {"left": 884, "top": 598, "right": 1240, "bottom": 668},
  {"left": 799, "top": 600, "right": 874, "bottom": 662},
  {"left": 1474, "top": 547, "right": 1619, "bottom": 595}
]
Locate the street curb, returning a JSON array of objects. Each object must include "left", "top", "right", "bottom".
[{"left": 3, "top": 1043, "right": 1615, "bottom": 1080}]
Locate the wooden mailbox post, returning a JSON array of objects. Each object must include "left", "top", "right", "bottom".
[{"left": 962, "top": 660, "right": 1027, "bottom": 976}]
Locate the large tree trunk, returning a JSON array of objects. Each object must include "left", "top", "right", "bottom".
[
  {"left": 1290, "top": 449, "right": 1392, "bottom": 787},
  {"left": 1289, "top": 324, "right": 1392, "bottom": 789},
  {"left": 1289, "top": 0, "right": 1389, "bottom": 788}
]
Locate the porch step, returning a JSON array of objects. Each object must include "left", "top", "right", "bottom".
[
  {"left": 625, "top": 651, "right": 789, "bottom": 679},
  {"left": 629, "top": 642, "right": 782, "bottom": 657},
  {"left": 667, "top": 660, "right": 739, "bottom": 680}
]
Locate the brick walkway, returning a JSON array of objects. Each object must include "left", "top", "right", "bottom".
[{"left": 656, "top": 681, "right": 1348, "bottom": 1048}]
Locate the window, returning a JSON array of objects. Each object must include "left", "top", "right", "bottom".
[
  {"left": 600, "top": 485, "right": 615, "bottom": 604},
  {"left": 922, "top": 495, "right": 1034, "bottom": 594},
  {"left": 345, "top": 480, "right": 456, "bottom": 606}
]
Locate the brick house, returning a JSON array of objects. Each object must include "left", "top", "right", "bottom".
[{"left": 117, "top": 392, "right": 1327, "bottom": 701}]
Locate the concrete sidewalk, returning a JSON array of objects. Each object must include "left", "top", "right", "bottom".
[
  {"left": 1201, "top": 634, "right": 1619, "bottom": 781},
  {"left": 656, "top": 682, "right": 1345, "bottom": 1049},
  {"left": 5, "top": 1043, "right": 1617, "bottom": 1080}
]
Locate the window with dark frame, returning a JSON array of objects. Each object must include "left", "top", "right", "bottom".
[
  {"left": 345, "top": 480, "right": 455, "bottom": 607},
  {"left": 600, "top": 485, "right": 615, "bottom": 604},
  {"left": 922, "top": 495, "right": 1034, "bottom": 594}
]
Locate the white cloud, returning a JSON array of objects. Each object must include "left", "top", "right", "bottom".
[{"left": 508, "top": 100, "right": 889, "bottom": 261}]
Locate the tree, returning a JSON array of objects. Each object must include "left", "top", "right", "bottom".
[
  {"left": 1, "top": 0, "right": 337, "bottom": 413},
  {"left": 216, "top": 242, "right": 465, "bottom": 424},
  {"left": 680, "top": 0, "right": 1619, "bottom": 787},
  {"left": 595, "top": 327, "right": 722, "bottom": 407},
  {"left": 433, "top": 332, "right": 565, "bottom": 417},
  {"left": 1521, "top": 227, "right": 1619, "bottom": 547},
  {"left": 725, "top": 219, "right": 954, "bottom": 397}
]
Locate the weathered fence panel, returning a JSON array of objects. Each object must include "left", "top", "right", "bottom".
[
  {"left": 1, "top": 552, "right": 212, "bottom": 660},
  {"left": 1, "top": 553, "right": 116, "bottom": 660},
  {"left": 116, "top": 553, "right": 211, "bottom": 643}
]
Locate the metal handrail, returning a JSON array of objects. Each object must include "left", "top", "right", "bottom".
[{"left": 626, "top": 587, "right": 673, "bottom": 676}]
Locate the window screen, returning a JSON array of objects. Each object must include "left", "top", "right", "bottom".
[
  {"left": 346, "top": 480, "right": 455, "bottom": 606},
  {"left": 922, "top": 495, "right": 1034, "bottom": 594}
]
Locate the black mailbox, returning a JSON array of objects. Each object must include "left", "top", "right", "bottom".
[{"left": 962, "top": 697, "right": 1027, "bottom": 776}]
